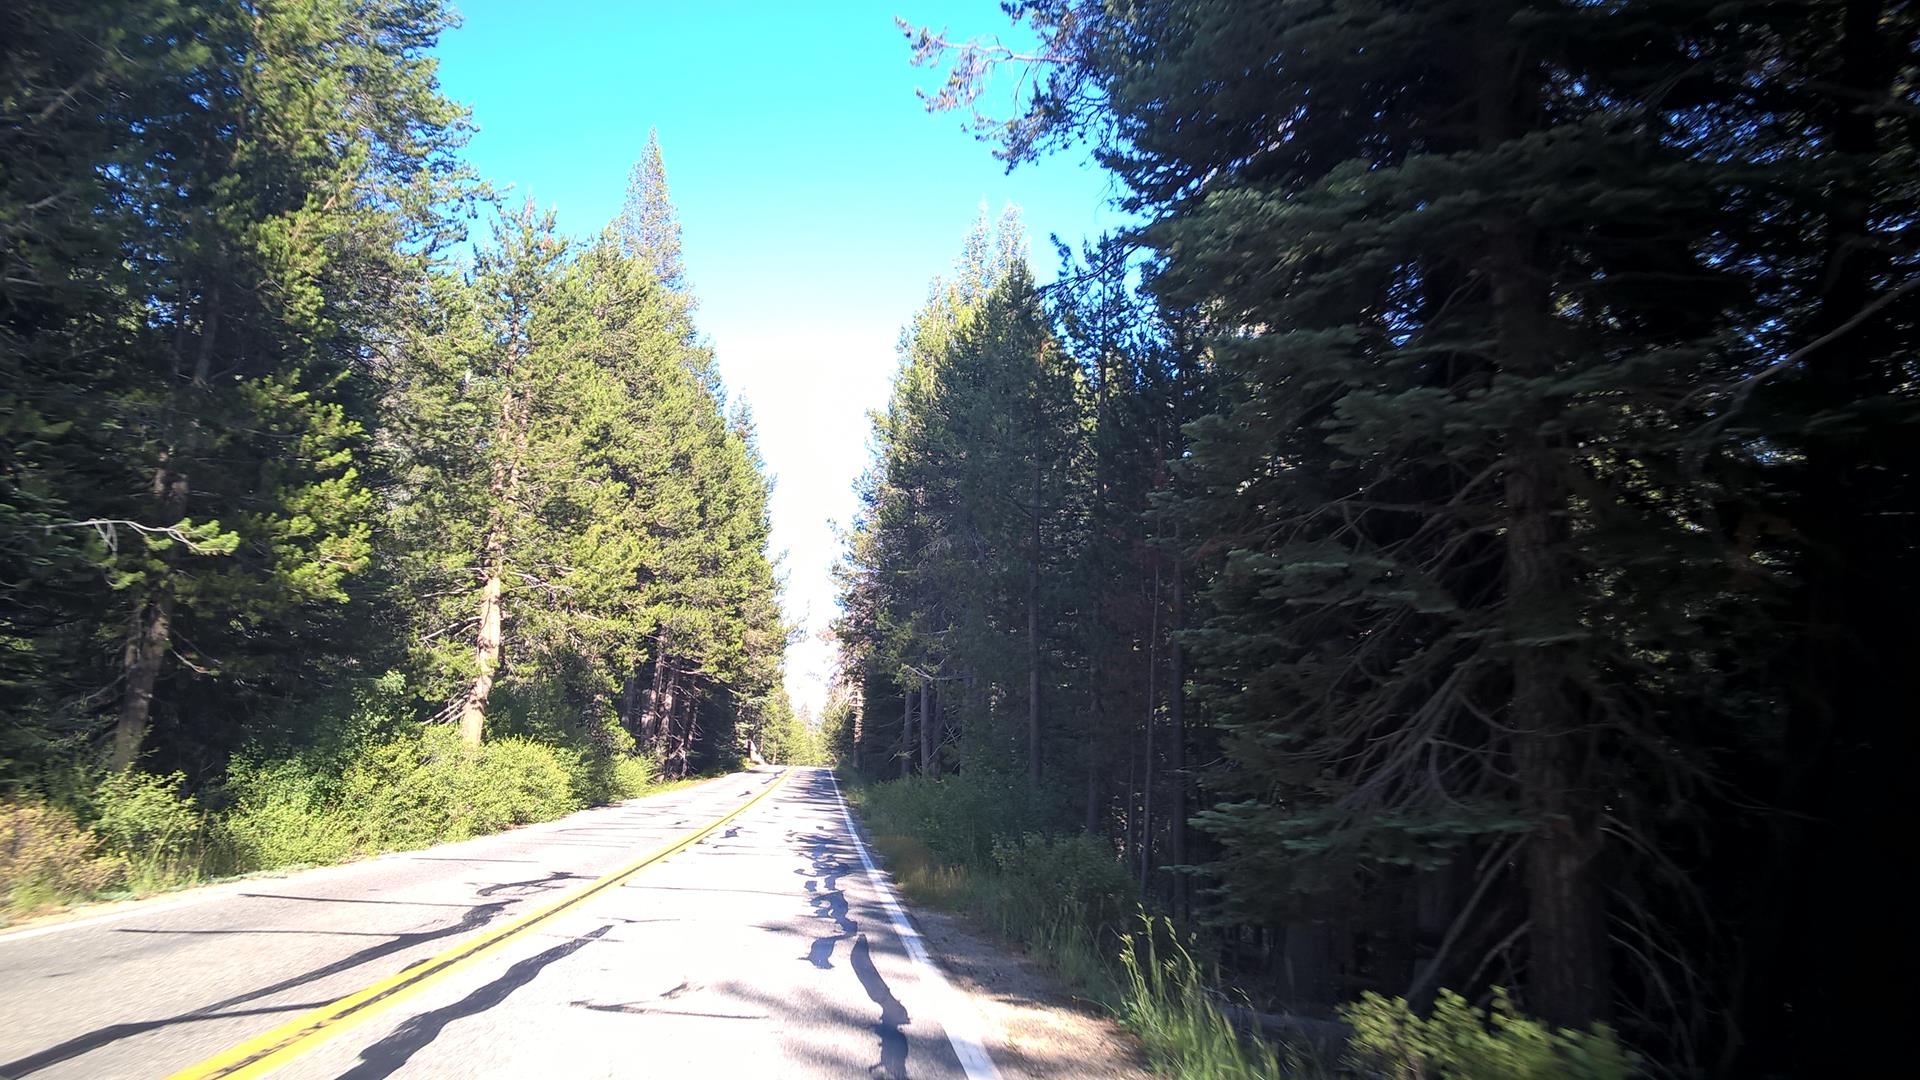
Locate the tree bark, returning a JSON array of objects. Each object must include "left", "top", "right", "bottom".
[
  {"left": 1141, "top": 566, "right": 1160, "bottom": 892},
  {"left": 458, "top": 356, "right": 531, "bottom": 744},
  {"left": 1027, "top": 460, "right": 1042, "bottom": 786},
  {"left": 1168, "top": 547, "right": 1187, "bottom": 915},
  {"left": 112, "top": 588, "right": 174, "bottom": 771},
  {"left": 1084, "top": 659, "right": 1101, "bottom": 834},
  {"left": 640, "top": 629, "right": 670, "bottom": 742},
  {"left": 621, "top": 667, "right": 642, "bottom": 736},
  {"left": 1477, "top": 2, "right": 1605, "bottom": 1026},
  {"left": 116, "top": 270, "right": 214, "bottom": 770},
  {"left": 1741, "top": 4, "right": 1904, "bottom": 1070},
  {"left": 900, "top": 686, "right": 912, "bottom": 778},
  {"left": 458, "top": 569, "right": 502, "bottom": 745},
  {"left": 919, "top": 676, "right": 934, "bottom": 777},
  {"left": 1493, "top": 209, "right": 1606, "bottom": 1031},
  {"left": 113, "top": 463, "right": 188, "bottom": 769}
]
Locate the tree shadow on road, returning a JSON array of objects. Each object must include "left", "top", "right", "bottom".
[{"left": 335, "top": 924, "right": 614, "bottom": 1079}]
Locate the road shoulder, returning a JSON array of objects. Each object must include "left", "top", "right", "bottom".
[{"left": 910, "top": 899, "right": 1155, "bottom": 1079}]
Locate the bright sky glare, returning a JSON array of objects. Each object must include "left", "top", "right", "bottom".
[{"left": 434, "top": 1, "right": 1123, "bottom": 716}]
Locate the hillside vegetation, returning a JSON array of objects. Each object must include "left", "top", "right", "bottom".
[
  {"left": 833, "top": 3, "right": 1917, "bottom": 1076},
  {"left": 1, "top": 0, "right": 809, "bottom": 919}
]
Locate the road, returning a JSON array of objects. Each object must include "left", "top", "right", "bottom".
[{"left": 0, "top": 766, "right": 1000, "bottom": 1079}]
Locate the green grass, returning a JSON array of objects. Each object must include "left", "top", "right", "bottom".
[
  {"left": 1, "top": 733, "right": 702, "bottom": 927},
  {"left": 846, "top": 771, "right": 1641, "bottom": 1080},
  {"left": 843, "top": 771, "right": 1300, "bottom": 1078}
]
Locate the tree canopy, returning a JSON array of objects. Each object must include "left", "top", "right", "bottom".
[{"left": 841, "top": 2, "right": 1919, "bottom": 1073}]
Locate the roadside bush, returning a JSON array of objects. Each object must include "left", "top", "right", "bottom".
[
  {"left": 463, "top": 735, "right": 582, "bottom": 833},
  {"left": 89, "top": 768, "right": 219, "bottom": 887},
  {"left": 7, "top": 727, "right": 662, "bottom": 917},
  {"left": 849, "top": 777, "right": 1300, "bottom": 1077},
  {"left": 331, "top": 732, "right": 462, "bottom": 850},
  {"left": 1342, "top": 988, "right": 1639, "bottom": 1080},
  {"left": 331, "top": 728, "right": 579, "bottom": 848},
  {"left": 222, "top": 758, "right": 354, "bottom": 869},
  {"left": 858, "top": 772, "right": 1040, "bottom": 867},
  {"left": 1, "top": 801, "right": 124, "bottom": 918},
  {"left": 610, "top": 753, "right": 656, "bottom": 799},
  {"left": 561, "top": 747, "right": 657, "bottom": 807},
  {"left": 993, "top": 832, "right": 1135, "bottom": 932},
  {"left": 228, "top": 727, "right": 647, "bottom": 869},
  {"left": 91, "top": 768, "right": 204, "bottom": 860}
]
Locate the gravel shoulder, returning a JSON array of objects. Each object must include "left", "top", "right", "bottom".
[{"left": 912, "top": 899, "right": 1156, "bottom": 1079}]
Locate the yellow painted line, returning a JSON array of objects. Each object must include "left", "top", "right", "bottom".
[{"left": 167, "top": 766, "right": 795, "bottom": 1080}]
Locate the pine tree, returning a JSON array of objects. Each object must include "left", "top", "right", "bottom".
[
  {"left": 896, "top": 0, "right": 1918, "bottom": 1062},
  {"left": 837, "top": 212, "right": 1088, "bottom": 789},
  {"left": 2, "top": 0, "right": 471, "bottom": 776},
  {"left": 384, "top": 201, "right": 784, "bottom": 769},
  {"left": 618, "top": 129, "right": 690, "bottom": 295}
]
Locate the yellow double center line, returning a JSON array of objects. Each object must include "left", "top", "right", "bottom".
[{"left": 169, "top": 766, "right": 795, "bottom": 1080}]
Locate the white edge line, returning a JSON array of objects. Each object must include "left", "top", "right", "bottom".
[{"left": 824, "top": 768, "right": 1002, "bottom": 1080}]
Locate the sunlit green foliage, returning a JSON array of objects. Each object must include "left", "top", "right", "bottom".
[
  {"left": 1342, "top": 989, "right": 1638, "bottom": 1080},
  {"left": 1, "top": 0, "right": 786, "bottom": 916}
]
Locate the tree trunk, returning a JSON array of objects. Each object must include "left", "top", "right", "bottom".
[
  {"left": 1027, "top": 461, "right": 1042, "bottom": 786},
  {"left": 1084, "top": 659, "right": 1101, "bottom": 834},
  {"left": 117, "top": 268, "right": 219, "bottom": 769},
  {"left": 1493, "top": 205, "right": 1606, "bottom": 1031},
  {"left": 919, "top": 676, "right": 934, "bottom": 777},
  {"left": 900, "top": 686, "right": 912, "bottom": 778},
  {"left": 1741, "top": 4, "right": 1904, "bottom": 1070},
  {"left": 1168, "top": 547, "right": 1187, "bottom": 915},
  {"left": 641, "top": 629, "right": 670, "bottom": 742},
  {"left": 112, "top": 589, "right": 174, "bottom": 770},
  {"left": 459, "top": 358, "right": 533, "bottom": 745},
  {"left": 1477, "top": 2, "right": 1605, "bottom": 1025},
  {"left": 621, "top": 667, "right": 642, "bottom": 736},
  {"left": 458, "top": 568, "right": 502, "bottom": 745},
  {"left": 661, "top": 666, "right": 690, "bottom": 776},
  {"left": 1499, "top": 244, "right": 1606, "bottom": 1028},
  {"left": 1280, "top": 924, "right": 1334, "bottom": 1010},
  {"left": 1141, "top": 566, "right": 1160, "bottom": 892},
  {"left": 113, "top": 463, "right": 188, "bottom": 769}
]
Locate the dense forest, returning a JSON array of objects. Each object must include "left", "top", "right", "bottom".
[
  {"left": 834, "top": 1, "right": 1916, "bottom": 1076},
  {"left": 2, "top": 0, "right": 802, "bottom": 895}
]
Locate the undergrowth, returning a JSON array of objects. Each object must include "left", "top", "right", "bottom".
[
  {"left": 846, "top": 771, "right": 1638, "bottom": 1080},
  {"left": 0, "top": 727, "right": 668, "bottom": 925},
  {"left": 849, "top": 771, "right": 1290, "bottom": 1078}
]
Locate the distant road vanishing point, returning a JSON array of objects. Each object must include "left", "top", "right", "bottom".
[{"left": 0, "top": 767, "right": 1001, "bottom": 1079}]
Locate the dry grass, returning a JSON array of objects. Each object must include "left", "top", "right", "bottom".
[{"left": 1, "top": 801, "right": 126, "bottom": 922}]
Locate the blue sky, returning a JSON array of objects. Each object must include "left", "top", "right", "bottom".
[{"left": 434, "top": 1, "right": 1124, "bottom": 715}]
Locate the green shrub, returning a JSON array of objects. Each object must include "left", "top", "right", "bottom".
[
  {"left": 1, "top": 801, "right": 125, "bottom": 918},
  {"left": 224, "top": 728, "right": 642, "bottom": 870},
  {"left": 849, "top": 777, "right": 1303, "bottom": 1078},
  {"left": 993, "top": 832, "right": 1135, "bottom": 932},
  {"left": 332, "top": 732, "right": 462, "bottom": 850},
  {"left": 11, "top": 725, "right": 656, "bottom": 914},
  {"left": 329, "top": 728, "right": 584, "bottom": 851},
  {"left": 561, "top": 747, "right": 659, "bottom": 807},
  {"left": 463, "top": 735, "right": 582, "bottom": 833},
  {"left": 1342, "top": 988, "right": 1639, "bottom": 1080},
  {"left": 222, "top": 758, "right": 355, "bottom": 869},
  {"left": 858, "top": 773, "right": 1041, "bottom": 867},
  {"left": 610, "top": 753, "right": 656, "bottom": 800},
  {"left": 91, "top": 770, "right": 209, "bottom": 888}
]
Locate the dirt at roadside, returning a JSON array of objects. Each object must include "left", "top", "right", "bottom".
[{"left": 912, "top": 903, "right": 1158, "bottom": 1079}]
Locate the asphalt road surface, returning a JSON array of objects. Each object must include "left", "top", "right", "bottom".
[{"left": 0, "top": 766, "right": 1000, "bottom": 1079}]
